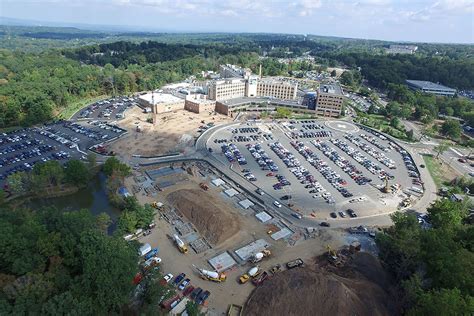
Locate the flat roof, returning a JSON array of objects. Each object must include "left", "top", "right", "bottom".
[
  {"left": 234, "top": 239, "right": 270, "bottom": 261},
  {"left": 224, "top": 188, "right": 239, "bottom": 197},
  {"left": 406, "top": 80, "right": 456, "bottom": 92},
  {"left": 255, "top": 211, "right": 272, "bottom": 223},
  {"left": 139, "top": 92, "right": 182, "bottom": 105},
  {"left": 319, "top": 84, "right": 343, "bottom": 95},
  {"left": 238, "top": 199, "right": 255, "bottom": 209},
  {"left": 208, "top": 251, "right": 237, "bottom": 272},
  {"left": 218, "top": 97, "right": 303, "bottom": 108}
]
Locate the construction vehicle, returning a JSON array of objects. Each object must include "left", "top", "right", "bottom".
[
  {"left": 239, "top": 266, "right": 260, "bottom": 284},
  {"left": 248, "top": 249, "right": 271, "bottom": 263},
  {"left": 173, "top": 234, "right": 188, "bottom": 254},
  {"left": 270, "top": 264, "right": 282, "bottom": 274},
  {"left": 252, "top": 271, "right": 269, "bottom": 286},
  {"left": 195, "top": 266, "right": 226, "bottom": 282},
  {"left": 151, "top": 201, "right": 164, "bottom": 211},
  {"left": 286, "top": 258, "right": 304, "bottom": 269},
  {"left": 227, "top": 304, "right": 243, "bottom": 316},
  {"left": 199, "top": 183, "right": 209, "bottom": 191},
  {"left": 326, "top": 245, "right": 342, "bottom": 266}
]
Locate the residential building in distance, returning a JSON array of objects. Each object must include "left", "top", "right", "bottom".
[
  {"left": 406, "top": 80, "right": 456, "bottom": 97},
  {"left": 315, "top": 84, "right": 344, "bottom": 117},
  {"left": 386, "top": 44, "right": 418, "bottom": 54},
  {"left": 138, "top": 92, "right": 185, "bottom": 114}
]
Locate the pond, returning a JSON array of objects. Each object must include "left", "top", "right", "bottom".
[{"left": 29, "top": 172, "right": 121, "bottom": 234}]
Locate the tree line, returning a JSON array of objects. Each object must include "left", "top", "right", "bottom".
[{"left": 376, "top": 199, "right": 474, "bottom": 314}]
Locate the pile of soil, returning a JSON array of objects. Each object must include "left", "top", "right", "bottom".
[
  {"left": 244, "top": 252, "right": 397, "bottom": 316},
  {"left": 167, "top": 189, "right": 241, "bottom": 245}
]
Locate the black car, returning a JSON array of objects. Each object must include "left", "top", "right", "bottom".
[
  {"left": 190, "top": 287, "right": 202, "bottom": 300},
  {"left": 330, "top": 212, "right": 337, "bottom": 218},
  {"left": 347, "top": 209, "right": 357, "bottom": 218},
  {"left": 196, "top": 290, "right": 210, "bottom": 305},
  {"left": 280, "top": 195, "right": 292, "bottom": 200},
  {"left": 320, "top": 221, "right": 330, "bottom": 227}
]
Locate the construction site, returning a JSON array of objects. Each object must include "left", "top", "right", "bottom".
[{"left": 108, "top": 106, "right": 232, "bottom": 157}]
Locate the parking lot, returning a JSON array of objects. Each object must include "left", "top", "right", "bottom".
[
  {"left": 0, "top": 120, "right": 126, "bottom": 183},
  {"left": 207, "top": 120, "right": 422, "bottom": 220},
  {"left": 71, "top": 96, "right": 138, "bottom": 121}
]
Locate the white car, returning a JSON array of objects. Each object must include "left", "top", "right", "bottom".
[
  {"left": 273, "top": 201, "right": 282, "bottom": 208},
  {"left": 163, "top": 273, "right": 173, "bottom": 283}
]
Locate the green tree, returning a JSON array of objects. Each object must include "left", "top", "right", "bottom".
[
  {"left": 186, "top": 301, "right": 203, "bottom": 316},
  {"left": 103, "top": 157, "right": 131, "bottom": 178},
  {"left": 367, "top": 104, "right": 377, "bottom": 114},
  {"left": 7, "top": 172, "right": 27, "bottom": 194},
  {"left": 77, "top": 231, "right": 137, "bottom": 313},
  {"left": 406, "top": 129, "right": 414, "bottom": 141},
  {"left": 275, "top": 107, "right": 292, "bottom": 119},
  {"left": 434, "top": 141, "right": 450, "bottom": 159},
  {"left": 96, "top": 213, "right": 112, "bottom": 234},
  {"left": 64, "top": 159, "right": 90, "bottom": 186},
  {"left": 33, "top": 161, "right": 64, "bottom": 187},
  {"left": 390, "top": 117, "right": 400, "bottom": 129},
  {"left": 407, "top": 288, "right": 474, "bottom": 316},
  {"left": 427, "top": 199, "right": 469, "bottom": 230},
  {"left": 330, "top": 69, "right": 337, "bottom": 77},
  {"left": 441, "top": 119, "right": 462, "bottom": 139},
  {"left": 118, "top": 211, "right": 138, "bottom": 233}
]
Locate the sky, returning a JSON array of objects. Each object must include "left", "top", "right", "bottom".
[{"left": 1, "top": 0, "right": 474, "bottom": 43}]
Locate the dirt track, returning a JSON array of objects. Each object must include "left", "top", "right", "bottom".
[
  {"left": 244, "top": 252, "right": 398, "bottom": 316},
  {"left": 167, "top": 188, "right": 241, "bottom": 245}
]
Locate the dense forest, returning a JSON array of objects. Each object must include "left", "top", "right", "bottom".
[
  {"left": 325, "top": 52, "right": 474, "bottom": 90},
  {"left": 376, "top": 199, "right": 474, "bottom": 314}
]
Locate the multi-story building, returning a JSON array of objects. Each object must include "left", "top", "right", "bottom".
[
  {"left": 184, "top": 94, "right": 216, "bottom": 114},
  {"left": 138, "top": 92, "right": 185, "bottom": 114},
  {"left": 256, "top": 79, "right": 298, "bottom": 100},
  {"left": 315, "top": 84, "right": 344, "bottom": 117},
  {"left": 406, "top": 80, "right": 456, "bottom": 97},
  {"left": 208, "top": 78, "right": 247, "bottom": 101}
]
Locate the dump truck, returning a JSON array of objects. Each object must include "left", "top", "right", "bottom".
[
  {"left": 252, "top": 271, "right": 269, "bottom": 286},
  {"left": 227, "top": 304, "right": 243, "bottom": 316},
  {"left": 196, "top": 267, "right": 226, "bottom": 282},
  {"left": 173, "top": 234, "right": 188, "bottom": 254},
  {"left": 249, "top": 249, "right": 271, "bottom": 263},
  {"left": 286, "top": 258, "right": 304, "bottom": 269},
  {"left": 199, "top": 183, "right": 209, "bottom": 191},
  {"left": 239, "top": 266, "right": 260, "bottom": 284}
]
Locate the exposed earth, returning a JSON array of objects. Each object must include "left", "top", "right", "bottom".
[
  {"left": 167, "top": 188, "right": 241, "bottom": 245},
  {"left": 244, "top": 252, "right": 398, "bottom": 316}
]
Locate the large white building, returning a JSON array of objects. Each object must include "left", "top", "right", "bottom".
[{"left": 208, "top": 76, "right": 298, "bottom": 101}]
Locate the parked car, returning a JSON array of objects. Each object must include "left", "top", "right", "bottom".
[
  {"left": 338, "top": 211, "right": 347, "bottom": 218},
  {"left": 320, "top": 221, "right": 330, "bottom": 227},
  {"left": 196, "top": 290, "right": 210, "bottom": 305},
  {"left": 273, "top": 201, "right": 282, "bottom": 208},
  {"left": 291, "top": 213, "right": 302, "bottom": 219},
  {"left": 330, "top": 212, "right": 337, "bottom": 218},
  {"left": 190, "top": 287, "right": 202, "bottom": 300},
  {"left": 178, "top": 278, "right": 190, "bottom": 291},
  {"left": 163, "top": 273, "right": 173, "bottom": 283},
  {"left": 173, "top": 273, "right": 186, "bottom": 285}
]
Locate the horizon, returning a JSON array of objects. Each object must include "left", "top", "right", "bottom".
[{"left": 1, "top": 0, "right": 473, "bottom": 44}]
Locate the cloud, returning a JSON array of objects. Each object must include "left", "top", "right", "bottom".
[{"left": 292, "top": 0, "right": 323, "bottom": 16}]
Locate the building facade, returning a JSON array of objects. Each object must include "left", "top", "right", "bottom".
[
  {"left": 209, "top": 78, "right": 247, "bottom": 101},
  {"left": 302, "top": 92, "right": 317, "bottom": 110},
  {"left": 138, "top": 92, "right": 185, "bottom": 114},
  {"left": 184, "top": 94, "right": 216, "bottom": 114},
  {"left": 315, "top": 84, "right": 344, "bottom": 117},
  {"left": 256, "top": 80, "right": 298, "bottom": 100}
]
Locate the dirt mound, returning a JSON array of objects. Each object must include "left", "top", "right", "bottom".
[
  {"left": 167, "top": 189, "right": 240, "bottom": 245},
  {"left": 244, "top": 253, "right": 397, "bottom": 316}
]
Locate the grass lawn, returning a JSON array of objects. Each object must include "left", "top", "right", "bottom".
[
  {"left": 422, "top": 155, "right": 457, "bottom": 189},
  {"left": 57, "top": 95, "right": 108, "bottom": 120}
]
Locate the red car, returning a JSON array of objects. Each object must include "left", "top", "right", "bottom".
[
  {"left": 266, "top": 172, "right": 275, "bottom": 177},
  {"left": 183, "top": 285, "right": 195, "bottom": 296},
  {"left": 458, "top": 158, "right": 467, "bottom": 163}
]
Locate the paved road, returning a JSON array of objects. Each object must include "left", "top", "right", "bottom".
[{"left": 128, "top": 118, "right": 459, "bottom": 229}]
